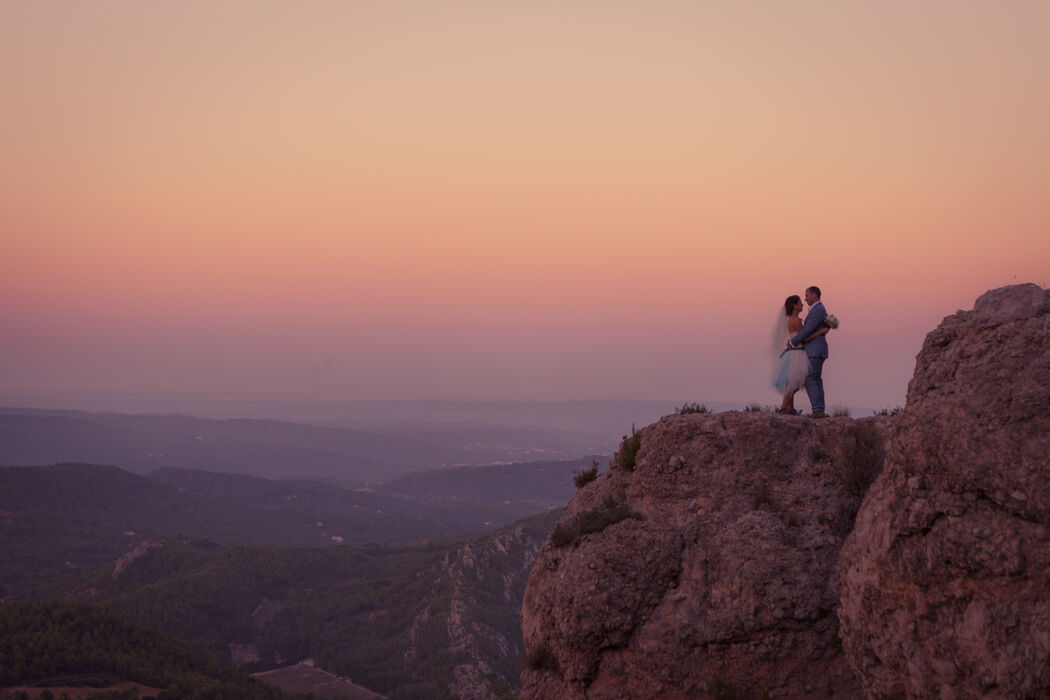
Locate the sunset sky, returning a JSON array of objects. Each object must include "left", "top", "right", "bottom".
[{"left": 2, "top": 1, "right": 1048, "bottom": 410}]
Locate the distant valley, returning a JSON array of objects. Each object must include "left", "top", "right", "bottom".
[
  {"left": 0, "top": 402, "right": 621, "bottom": 698},
  {"left": 0, "top": 460, "right": 591, "bottom": 587},
  {"left": 0, "top": 399, "right": 684, "bottom": 473},
  {"left": 1, "top": 466, "right": 560, "bottom": 698},
  {"left": 0, "top": 409, "right": 467, "bottom": 486}
]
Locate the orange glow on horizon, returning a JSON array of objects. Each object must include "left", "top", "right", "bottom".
[{"left": 2, "top": 1, "right": 1048, "bottom": 404}]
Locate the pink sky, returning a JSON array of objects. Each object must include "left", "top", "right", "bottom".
[{"left": 2, "top": 1, "right": 1048, "bottom": 409}]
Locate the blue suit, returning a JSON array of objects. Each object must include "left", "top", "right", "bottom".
[{"left": 790, "top": 301, "right": 828, "bottom": 413}]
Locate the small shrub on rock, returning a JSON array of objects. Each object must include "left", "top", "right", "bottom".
[
  {"left": 549, "top": 494, "right": 642, "bottom": 548},
  {"left": 572, "top": 460, "right": 599, "bottom": 489},
  {"left": 615, "top": 427, "right": 642, "bottom": 471},
  {"left": 675, "top": 402, "right": 709, "bottom": 415}
]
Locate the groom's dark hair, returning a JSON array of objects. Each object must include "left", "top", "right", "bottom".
[{"left": 807, "top": 285, "right": 822, "bottom": 299}]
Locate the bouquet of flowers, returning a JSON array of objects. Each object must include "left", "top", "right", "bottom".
[{"left": 825, "top": 314, "right": 839, "bottom": 329}]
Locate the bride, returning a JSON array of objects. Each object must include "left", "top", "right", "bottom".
[{"left": 771, "top": 294, "right": 828, "bottom": 414}]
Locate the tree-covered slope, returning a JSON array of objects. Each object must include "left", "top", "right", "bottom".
[
  {"left": 0, "top": 463, "right": 546, "bottom": 586},
  {"left": 0, "top": 601, "right": 291, "bottom": 699},
  {"left": 13, "top": 510, "right": 562, "bottom": 699}
]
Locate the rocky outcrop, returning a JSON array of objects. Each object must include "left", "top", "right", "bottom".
[
  {"left": 112, "top": 538, "right": 166, "bottom": 579},
  {"left": 521, "top": 283, "right": 1050, "bottom": 699},
  {"left": 423, "top": 509, "right": 561, "bottom": 700},
  {"left": 445, "top": 526, "right": 549, "bottom": 700},
  {"left": 838, "top": 283, "right": 1050, "bottom": 698},
  {"left": 521, "top": 411, "right": 891, "bottom": 698}
]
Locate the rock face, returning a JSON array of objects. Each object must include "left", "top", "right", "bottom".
[
  {"left": 838, "top": 283, "right": 1050, "bottom": 698},
  {"left": 520, "top": 284, "right": 1050, "bottom": 698},
  {"left": 112, "top": 538, "right": 167, "bottom": 580},
  {"left": 521, "top": 411, "right": 891, "bottom": 698},
  {"left": 443, "top": 520, "right": 553, "bottom": 700}
]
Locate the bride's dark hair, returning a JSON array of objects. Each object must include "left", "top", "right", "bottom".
[{"left": 784, "top": 295, "right": 801, "bottom": 316}]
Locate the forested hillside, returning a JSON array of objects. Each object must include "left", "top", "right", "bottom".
[
  {"left": 0, "top": 462, "right": 579, "bottom": 587},
  {"left": 375, "top": 457, "right": 600, "bottom": 508},
  {"left": 2, "top": 449, "right": 577, "bottom": 697},
  {"left": 0, "top": 601, "right": 291, "bottom": 699},
  {"left": 10, "top": 511, "right": 560, "bottom": 699}
]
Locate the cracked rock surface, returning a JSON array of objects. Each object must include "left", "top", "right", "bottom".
[{"left": 521, "top": 410, "right": 890, "bottom": 699}]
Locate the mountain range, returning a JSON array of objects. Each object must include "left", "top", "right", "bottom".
[
  {"left": 0, "top": 459, "right": 590, "bottom": 590},
  {"left": 0, "top": 409, "right": 466, "bottom": 486}
]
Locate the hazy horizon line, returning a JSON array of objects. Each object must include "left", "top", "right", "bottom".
[{"left": 0, "top": 390, "right": 727, "bottom": 405}]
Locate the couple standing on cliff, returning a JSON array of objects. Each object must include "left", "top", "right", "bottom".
[{"left": 772, "top": 285, "right": 837, "bottom": 417}]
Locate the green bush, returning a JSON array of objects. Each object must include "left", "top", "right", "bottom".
[
  {"left": 831, "top": 405, "right": 851, "bottom": 417},
  {"left": 572, "top": 461, "right": 599, "bottom": 489},
  {"left": 873, "top": 406, "right": 902, "bottom": 416},
  {"left": 744, "top": 404, "right": 772, "bottom": 413},
  {"left": 614, "top": 428, "right": 641, "bottom": 472},
  {"left": 674, "top": 402, "right": 708, "bottom": 415},
  {"left": 549, "top": 495, "right": 642, "bottom": 548}
]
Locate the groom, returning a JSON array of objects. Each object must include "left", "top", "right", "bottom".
[{"left": 789, "top": 285, "right": 829, "bottom": 417}]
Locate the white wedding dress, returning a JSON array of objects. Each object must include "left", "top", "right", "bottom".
[{"left": 770, "top": 313, "right": 810, "bottom": 395}]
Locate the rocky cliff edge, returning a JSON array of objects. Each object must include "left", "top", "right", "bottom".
[
  {"left": 520, "top": 283, "right": 1050, "bottom": 699},
  {"left": 521, "top": 410, "right": 890, "bottom": 698},
  {"left": 839, "top": 283, "right": 1050, "bottom": 698}
]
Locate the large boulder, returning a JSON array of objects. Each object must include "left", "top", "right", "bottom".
[
  {"left": 521, "top": 411, "right": 890, "bottom": 699},
  {"left": 838, "top": 283, "right": 1050, "bottom": 698}
]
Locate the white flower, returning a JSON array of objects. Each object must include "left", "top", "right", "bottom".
[{"left": 825, "top": 314, "right": 839, "bottom": 329}]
